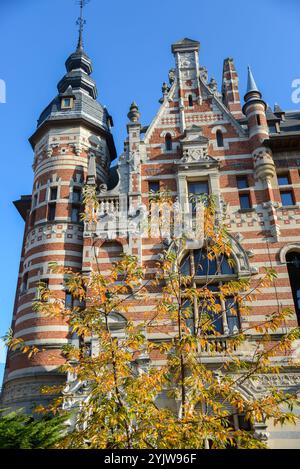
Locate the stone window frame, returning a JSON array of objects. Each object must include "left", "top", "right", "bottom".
[
  {"left": 61, "top": 97, "right": 74, "bottom": 110},
  {"left": 177, "top": 168, "right": 221, "bottom": 217},
  {"left": 180, "top": 248, "right": 241, "bottom": 336},
  {"left": 211, "top": 125, "right": 229, "bottom": 150},
  {"left": 160, "top": 130, "right": 177, "bottom": 154}
]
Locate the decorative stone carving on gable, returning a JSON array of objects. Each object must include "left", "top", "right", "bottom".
[
  {"left": 178, "top": 125, "right": 218, "bottom": 167},
  {"left": 178, "top": 52, "right": 196, "bottom": 68}
]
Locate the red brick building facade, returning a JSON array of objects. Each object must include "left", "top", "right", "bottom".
[{"left": 1, "top": 37, "right": 300, "bottom": 447}]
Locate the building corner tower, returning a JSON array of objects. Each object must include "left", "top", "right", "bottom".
[{"left": 1, "top": 25, "right": 116, "bottom": 412}]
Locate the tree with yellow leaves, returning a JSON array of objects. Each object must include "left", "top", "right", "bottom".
[{"left": 4, "top": 188, "right": 300, "bottom": 449}]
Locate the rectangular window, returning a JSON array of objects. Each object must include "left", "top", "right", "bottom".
[
  {"left": 33, "top": 193, "right": 38, "bottom": 208},
  {"left": 50, "top": 187, "right": 58, "bottom": 201},
  {"left": 37, "top": 278, "right": 49, "bottom": 301},
  {"left": 21, "top": 272, "right": 29, "bottom": 294},
  {"left": 280, "top": 190, "right": 294, "bottom": 206},
  {"left": 65, "top": 292, "right": 73, "bottom": 309},
  {"left": 201, "top": 291, "right": 223, "bottom": 335},
  {"left": 225, "top": 298, "right": 240, "bottom": 335},
  {"left": 239, "top": 193, "right": 251, "bottom": 210},
  {"left": 237, "top": 176, "right": 249, "bottom": 189},
  {"left": 278, "top": 174, "right": 290, "bottom": 186},
  {"left": 237, "top": 415, "right": 252, "bottom": 431},
  {"left": 48, "top": 203, "right": 56, "bottom": 221},
  {"left": 188, "top": 181, "right": 209, "bottom": 213},
  {"left": 71, "top": 206, "right": 80, "bottom": 222},
  {"left": 72, "top": 188, "right": 81, "bottom": 203},
  {"left": 297, "top": 290, "right": 300, "bottom": 310},
  {"left": 148, "top": 181, "right": 160, "bottom": 193},
  {"left": 188, "top": 181, "right": 209, "bottom": 196},
  {"left": 30, "top": 210, "right": 36, "bottom": 227},
  {"left": 208, "top": 300, "right": 223, "bottom": 335},
  {"left": 61, "top": 97, "right": 73, "bottom": 109}
]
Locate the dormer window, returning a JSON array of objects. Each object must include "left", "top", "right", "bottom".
[{"left": 61, "top": 97, "right": 73, "bottom": 109}]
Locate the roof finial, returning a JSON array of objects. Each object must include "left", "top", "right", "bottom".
[
  {"left": 76, "top": 0, "right": 90, "bottom": 50},
  {"left": 246, "top": 65, "right": 259, "bottom": 94}
]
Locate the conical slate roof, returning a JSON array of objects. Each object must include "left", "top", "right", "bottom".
[{"left": 246, "top": 66, "right": 260, "bottom": 95}]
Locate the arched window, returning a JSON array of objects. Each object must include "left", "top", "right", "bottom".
[
  {"left": 286, "top": 251, "right": 300, "bottom": 326},
  {"left": 180, "top": 249, "right": 239, "bottom": 336},
  {"left": 165, "top": 133, "right": 172, "bottom": 151},
  {"left": 216, "top": 130, "right": 224, "bottom": 147},
  {"left": 188, "top": 94, "right": 193, "bottom": 107}
]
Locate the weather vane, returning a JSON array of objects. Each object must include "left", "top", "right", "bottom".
[{"left": 76, "top": 0, "right": 90, "bottom": 50}]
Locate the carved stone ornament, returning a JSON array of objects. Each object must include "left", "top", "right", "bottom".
[
  {"left": 181, "top": 147, "right": 210, "bottom": 163},
  {"left": 128, "top": 151, "right": 140, "bottom": 171},
  {"left": 178, "top": 126, "right": 218, "bottom": 166},
  {"left": 73, "top": 143, "right": 82, "bottom": 156},
  {"left": 179, "top": 52, "right": 195, "bottom": 68},
  {"left": 98, "top": 183, "right": 107, "bottom": 194},
  {"left": 168, "top": 68, "right": 176, "bottom": 84}
]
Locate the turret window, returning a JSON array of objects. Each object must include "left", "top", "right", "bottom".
[
  {"left": 21, "top": 272, "right": 29, "bottom": 294},
  {"left": 36, "top": 279, "right": 49, "bottom": 302},
  {"left": 188, "top": 94, "right": 193, "bottom": 107},
  {"left": 65, "top": 291, "right": 74, "bottom": 310},
  {"left": 256, "top": 114, "right": 262, "bottom": 126},
  {"left": 50, "top": 187, "right": 58, "bottom": 201},
  {"left": 165, "top": 133, "right": 173, "bottom": 151},
  {"left": 216, "top": 130, "right": 224, "bottom": 148},
  {"left": 33, "top": 193, "right": 38, "bottom": 208},
  {"left": 72, "top": 188, "right": 81, "bottom": 203},
  {"left": 71, "top": 206, "right": 80, "bottom": 223},
  {"left": 47, "top": 203, "right": 56, "bottom": 221},
  {"left": 30, "top": 210, "right": 36, "bottom": 228},
  {"left": 61, "top": 97, "right": 73, "bottom": 109}
]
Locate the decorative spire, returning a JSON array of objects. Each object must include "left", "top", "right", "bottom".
[
  {"left": 243, "top": 66, "right": 266, "bottom": 114},
  {"left": 76, "top": 0, "right": 90, "bottom": 51},
  {"left": 127, "top": 102, "right": 140, "bottom": 123},
  {"left": 246, "top": 66, "right": 260, "bottom": 95}
]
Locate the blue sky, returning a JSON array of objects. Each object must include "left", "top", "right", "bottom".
[{"left": 0, "top": 0, "right": 300, "bottom": 382}]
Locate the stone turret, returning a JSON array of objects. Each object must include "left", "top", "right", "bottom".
[
  {"left": 243, "top": 66, "right": 275, "bottom": 184},
  {"left": 1, "top": 30, "right": 116, "bottom": 411}
]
